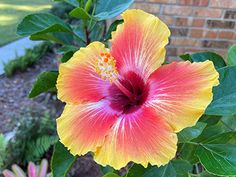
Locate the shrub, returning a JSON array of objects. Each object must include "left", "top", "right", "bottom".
[
  {"left": 4, "top": 110, "right": 58, "bottom": 168},
  {"left": 4, "top": 42, "right": 53, "bottom": 77}
]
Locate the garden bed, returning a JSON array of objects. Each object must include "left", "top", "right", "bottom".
[{"left": 0, "top": 52, "right": 60, "bottom": 133}]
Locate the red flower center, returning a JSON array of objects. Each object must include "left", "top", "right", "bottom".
[{"left": 108, "top": 71, "right": 149, "bottom": 114}]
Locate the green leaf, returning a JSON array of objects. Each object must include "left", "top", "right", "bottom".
[
  {"left": 73, "top": 25, "right": 87, "bottom": 43},
  {"left": 30, "top": 32, "right": 73, "bottom": 45},
  {"left": 0, "top": 134, "right": 7, "bottom": 150},
  {"left": 53, "top": 0, "right": 80, "bottom": 7},
  {"left": 227, "top": 44, "right": 236, "bottom": 66},
  {"left": 193, "top": 121, "right": 232, "bottom": 143},
  {"left": 61, "top": 51, "right": 74, "bottom": 63},
  {"left": 69, "top": 7, "right": 92, "bottom": 20},
  {"left": 199, "top": 171, "right": 218, "bottom": 177},
  {"left": 196, "top": 144, "right": 236, "bottom": 176},
  {"left": 202, "top": 132, "right": 236, "bottom": 144},
  {"left": 179, "top": 52, "right": 226, "bottom": 69},
  {"left": 94, "top": 0, "right": 134, "bottom": 20},
  {"left": 126, "top": 160, "right": 191, "bottom": 177},
  {"left": 178, "top": 143, "right": 199, "bottom": 164},
  {"left": 178, "top": 122, "right": 207, "bottom": 143},
  {"left": 17, "top": 13, "right": 73, "bottom": 44},
  {"left": 103, "top": 172, "right": 120, "bottom": 177},
  {"left": 179, "top": 53, "right": 191, "bottom": 61},
  {"left": 199, "top": 115, "right": 221, "bottom": 126},
  {"left": 89, "top": 21, "right": 106, "bottom": 42},
  {"left": 104, "top": 19, "right": 124, "bottom": 41},
  {"left": 51, "top": 141, "right": 77, "bottom": 177},
  {"left": 206, "top": 65, "right": 236, "bottom": 116},
  {"left": 195, "top": 132, "right": 236, "bottom": 176},
  {"left": 29, "top": 71, "right": 58, "bottom": 98},
  {"left": 179, "top": 122, "right": 234, "bottom": 165},
  {"left": 0, "top": 134, "right": 7, "bottom": 167},
  {"left": 221, "top": 115, "right": 236, "bottom": 131},
  {"left": 100, "top": 166, "right": 116, "bottom": 175},
  {"left": 17, "top": 13, "right": 72, "bottom": 35},
  {"left": 57, "top": 45, "right": 78, "bottom": 54},
  {"left": 26, "top": 135, "right": 58, "bottom": 162}
]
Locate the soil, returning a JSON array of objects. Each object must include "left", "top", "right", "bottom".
[
  {"left": 0, "top": 52, "right": 61, "bottom": 133},
  {"left": 0, "top": 52, "right": 103, "bottom": 177}
]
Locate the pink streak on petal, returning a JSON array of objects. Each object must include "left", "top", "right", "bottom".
[
  {"left": 147, "top": 61, "right": 219, "bottom": 132},
  {"left": 28, "top": 162, "right": 37, "bottom": 177},
  {"left": 3, "top": 170, "right": 15, "bottom": 177},
  {"left": 38, "top": 159, "right": 48, "bottom": 177},
  {"left": 57, "top": 100, "right": 119, "bottom": 156}
]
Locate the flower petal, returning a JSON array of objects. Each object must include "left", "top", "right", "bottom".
[
  {"left": 57, "top": 42, "right": 110, "bottom": 104},
  {"left": 94, "top": 106, "right": 177, "bottom": 169},
  {"left": 147, "top": 61, "right": 219, "bottom": 132},
  {"left": 111, "top": 9, "right": 170, "bottom": 79},
  {"left": 57, "top": 100, "right": 118, "bottom": 156}
]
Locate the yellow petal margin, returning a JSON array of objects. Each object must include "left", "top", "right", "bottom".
[
  {"left": 147, "top": 61, "right": 219, "bottom": 132},
  {"left": 111, "top": 9, "right": 170, "bottom": 79},
  {"left": 57, "top": 101, "right": 118, "bottom": 156},
  {"left": 94, "top": 107, "right": 177, "bottom": 170},
  {"left": 57, "top": 42, "right": 110, "bottom": 104}
]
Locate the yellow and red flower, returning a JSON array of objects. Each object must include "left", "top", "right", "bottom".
[{"left": 56, "top": 9, "right": 219, "bottom": 169}]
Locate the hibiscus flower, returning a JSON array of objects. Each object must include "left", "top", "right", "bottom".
[{"left": 56, "top": 9, "right": 219, "bottom": 169}]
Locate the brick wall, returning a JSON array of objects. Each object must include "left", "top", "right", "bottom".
[{"left": 132, "top": 0, "right": 236, "bottom": 60}]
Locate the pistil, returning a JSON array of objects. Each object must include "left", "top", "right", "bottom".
[{"left": 114, "top": 79, "right": 134, "bottom": 100}]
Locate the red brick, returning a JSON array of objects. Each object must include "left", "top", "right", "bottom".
[
  {"left": 170, "top": 37, "right": 200, "bottom": 46},
  {"left": 175, "top": 47, "right": 185, "bottom": 54},
  {"left": 166, "top": 47, "right": 177, "bottom": 56},
  {"left": 159, "top": 16, "right": 175, "bottom": 25},
  {"left": 194, "top": 8, "right": 222, "bottom": 18},
  {"left": 203, "top": 40, "right": 232, "bottom": 49},
  {"left": 191, "top": 29, "right": 204, "bottom": 38},
  {"left": 132, "top": 3, "right": 160, "bottom": 14},
  {"left": 219, "top": 31, "right": 235, "bottom": 39},
  {"left": 163, "top": 6, "right": 193, "bottom": 16},
  {"left": 170, "top": 27, "right": 189, "bottom": 36},
  {"left": 146, "top": 0, "right": 177, "bottom": 3},
  {"left": 204, "top": 30, "right": 218, "bottom": 38},
  {"left": 179, "top": 0, "right": 209, "bottom": 6},
  {"left": 175, "top": 17, "right": 188, "bottom": 26},
  {"left": 199, "top": 0, "right": 210, "bottom": 6},
  {"left": 207, "top": 20, "right": 235, "bottom": 29},
  {"left": 192, "top": 19, "right": 205, "bottom": 27},
  {"left": 210, "top": 0, "right": 236, "bottom": 8},
  {"left": 224, "top": 10, "right": 236, "bottom": 19}
]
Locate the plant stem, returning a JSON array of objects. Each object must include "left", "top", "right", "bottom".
[
  {"left": 85, "top": 28, "right": 90, "bottom": 45},
  {"left": 189, "top": 173, "right": 200, "bottom": 177},
  {"left": 195, "top": 164, "right": 200, "bottom": 174},
  {"left": 84, "top": 0, "right": 93, "bottom": 12}
]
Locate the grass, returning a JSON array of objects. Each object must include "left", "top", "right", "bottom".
[{"left": 0, "top": 0, "right": 54, "bottom": 46}]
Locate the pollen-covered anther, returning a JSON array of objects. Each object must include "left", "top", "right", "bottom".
[{"left": 95, "top": 52, "right": 118, "bottom": 82}]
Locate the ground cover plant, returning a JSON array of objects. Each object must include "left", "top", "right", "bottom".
[
  {"left": 1, "top": 110, "right": 57, "bottom": 170},
  {"left": 5, "top": 0, "right": 236, "bottom": 176},
  {"left": 4, "top": 42, "right": 53, "bottom": 76}
]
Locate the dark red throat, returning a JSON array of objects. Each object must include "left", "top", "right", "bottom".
[{"left": 108, "top": 71, "right": 149, "bottom": 114}]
